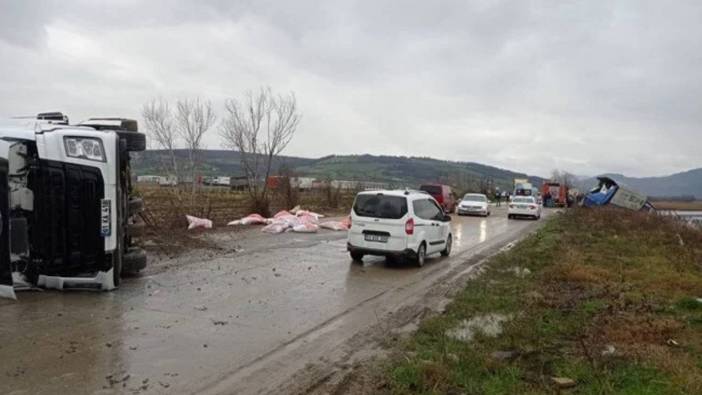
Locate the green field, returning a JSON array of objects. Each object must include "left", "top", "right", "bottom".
[{"left": 371, "top": 208, "right": 702, "bottom": 394}]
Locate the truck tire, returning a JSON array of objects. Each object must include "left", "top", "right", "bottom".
[
  {"left": 128, "top": 197, "right": 144, "bottom": 215},
  {"left": 350, "top": 251, "right": 364, "bottom": 263},
  {"left": 112, "top": 249, "right": 122, "bottom": 287},
  {"left": 122, "top": 247, "right": 147, "bottom": 274},
  {"left": 127, "top": 222, "right": 145, "bottom": 237},
  {"left": 118, "top": 131, "right": 146, "bottom": 152}
]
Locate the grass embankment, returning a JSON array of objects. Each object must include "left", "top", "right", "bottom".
[{"left": 384, "top": 208, "right": 702, "bottom": 394}]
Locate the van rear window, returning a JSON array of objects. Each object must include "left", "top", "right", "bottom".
[{"left": 353, "top": 194, "right": 408, "bottom": 219}]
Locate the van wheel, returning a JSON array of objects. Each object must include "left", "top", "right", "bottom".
[
  {"left": 441, "top": 235, "right": 452, "bottom": 257},
  {"left": 350, "top": 252, "right": 364, "bottom": 263},
  {"left": 416, "top": 243, "right": 426, "bottom": 267}
]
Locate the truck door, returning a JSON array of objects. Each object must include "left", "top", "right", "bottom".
[{"left": 0, "top": 140, "right": 15, "bottom": 299}]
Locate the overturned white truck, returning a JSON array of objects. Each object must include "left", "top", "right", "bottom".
[{"left": 0, "top": 112, "right": 146, "bottom": 299}]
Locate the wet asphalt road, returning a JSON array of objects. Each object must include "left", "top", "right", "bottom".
[{"left": 0, "top": 206, "right": 553, "bottom": 395}]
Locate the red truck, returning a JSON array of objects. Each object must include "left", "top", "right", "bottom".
[
  {"left": 541, "top": 181, "right": 568, "bottom": 207},
  {"left": 419, "top": 184, "right": 457, "bottom": 213}
]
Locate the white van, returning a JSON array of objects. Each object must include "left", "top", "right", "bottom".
[{"left": 347, "top": 190, "right": 452, "bottom": 266}]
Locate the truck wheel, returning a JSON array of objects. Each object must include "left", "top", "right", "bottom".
[
  {"left": 123, "top": 247, "right": 147, "bottom": 274},
  {"left": 127, "top": 222, "right": 146, "bottom": 237},
  {"left": 118, "top": 131, "right": 146, "bottom": 152},
  {"left": 415, "top": 243, "right": 426, "bottom": 267},
  {"left": 350, "top": 252, "right": 364, "bottom": 263},
  {"left": 112, "top": 250, "right": 122, "bottom": 287},
  {"left": 128, "top": 197, "right": 144, "bottom": 215}
]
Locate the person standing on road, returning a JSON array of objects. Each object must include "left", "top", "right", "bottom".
[{"left": 495, "top": 192, "right": 501, "bottom": 207}]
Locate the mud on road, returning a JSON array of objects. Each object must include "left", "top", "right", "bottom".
[{"left": 0, "top": 207, "right": 554, "bottom": 395}]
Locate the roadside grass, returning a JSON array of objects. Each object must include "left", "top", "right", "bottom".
[{"left": 382, "top": 208, "right": 702, "bottom": 394}]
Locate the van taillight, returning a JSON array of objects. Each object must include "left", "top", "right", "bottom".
[{"left": 405, "top": 218, "right": 414, "bottom": 235}]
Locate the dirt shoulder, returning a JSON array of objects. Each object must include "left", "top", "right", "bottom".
[{"left": 329, "top": 208, "right": 702, "bottom": 394}]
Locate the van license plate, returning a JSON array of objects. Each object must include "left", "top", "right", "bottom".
[
  {"left": 101, "top": 199, "right": 111, "bottom": 236},
  {"left": 365, "top": 234, "right": 388, "bottom": 243}
]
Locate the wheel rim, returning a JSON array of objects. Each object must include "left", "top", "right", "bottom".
[
  {"left": 446, "top": 236, "right": 452, "bottom": 254},
  {"left": 418, "top": 245, "right": 426, "bottom": 266}
]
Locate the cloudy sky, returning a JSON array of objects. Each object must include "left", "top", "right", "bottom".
[{"left": 1, "top": 0, "right": 700, "bottom": 177}]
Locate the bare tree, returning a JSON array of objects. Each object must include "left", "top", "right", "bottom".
[
  {"left": 175, "top": 98, "right": 216, "bottom": 202},
  {"left": 551, "top": 169, "right": 575, "bottom": 188},
  {"left": 220, "top": 87, "right": 301, "bottom": 215},
  {"left": 142, "top": 98, "right": 180, "bottom": 182}
]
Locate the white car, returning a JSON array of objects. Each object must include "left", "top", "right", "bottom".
[
  {"left": 347, "top": 190, "right": 452, "bottom": 267},
  {"left": 508, "top": 196, "right": 542, "bottom": 220},
  {"left": 456, "top": 193, "right": 490, "bottom": 217}
]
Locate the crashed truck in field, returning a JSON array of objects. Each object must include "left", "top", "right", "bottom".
[
  {"left": 0, "top": 112, "right": 146, "bottom": 299},
  {"left": 582, "top": 176, "right": 655, "bottom": 211}
]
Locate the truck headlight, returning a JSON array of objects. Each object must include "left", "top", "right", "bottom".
[{"left": 64, "top": 137, "right": 106, "bottom": 162}]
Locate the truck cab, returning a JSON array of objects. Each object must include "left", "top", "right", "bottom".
[{"left": 0, "top": 112, "right": 146, "bottom": 299}]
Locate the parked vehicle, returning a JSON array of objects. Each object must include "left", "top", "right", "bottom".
[
  {"left": 419, "top": 183, "right": 456, "bottom": 213},
  {"left": 508, "top": 196, "right": 542, "bottom": 220},
  {"left": 456, "top": 193, "right": 490, "bottom": 216},
  {"left": 541, "top": 181, "right": 569, "bottom": 207},
  {"left": 0, "top": 112, "right": 146, "bottom": 299},
  {"left": 347, "top": 190, "right": 452, "bottom": 267},
  {"left": 158, "top": 175, "right": 178, "bottom": 186},
  {"left": 514, "top": 179, "right": 537, "bottom": 197},
  {"left": 207, "top": 176, "right": 231, "bottom": 187}
]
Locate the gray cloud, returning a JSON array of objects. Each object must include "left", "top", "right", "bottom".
[{"left": 0, "top": 0, "right": 700, "bottom": 177}]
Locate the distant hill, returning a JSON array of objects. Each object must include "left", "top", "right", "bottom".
[
  {"left": 577, "top": 168, "right": 702, "bottom": 199},
  {"left": 131, "top": 149, "right": 315, "bottom": 177},
  {"left": 132, "top": 150, "right": 543, "bottom": 192},
  {"left": 293, "top": 154, "right": 543, "bottom": 191}
]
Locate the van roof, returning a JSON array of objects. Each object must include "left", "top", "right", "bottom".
[{"left": 357, "top": 189, "right": 427, "bottom": 198}]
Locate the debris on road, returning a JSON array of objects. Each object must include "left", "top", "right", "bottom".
[
  {"left": 319, "top": 216, "right": 351, "bottom": 231},
  {"left": 445, "top": 313, "right": 511, "bottom": 342},
  {"left": 292, "top": 223, "right": 319, "bottom": 233},
  {"left": 551, "top": 376, "right": 577, "bottom": 388},
  {"left": 228, "top": 208, "right": 332, "bottom": 234},
  {"left": 601, "top": 344, "right": 616, "bottom": 356},
  {"left": 227, "top": 213, "right": 269, "bottom": 226},
  {"left": 186, "top": 215, "right": 213, "bottom": 230}
]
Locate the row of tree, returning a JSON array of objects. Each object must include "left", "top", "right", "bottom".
[{"left": 141, "top": 87, "right": 300, "bottom": 216}]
